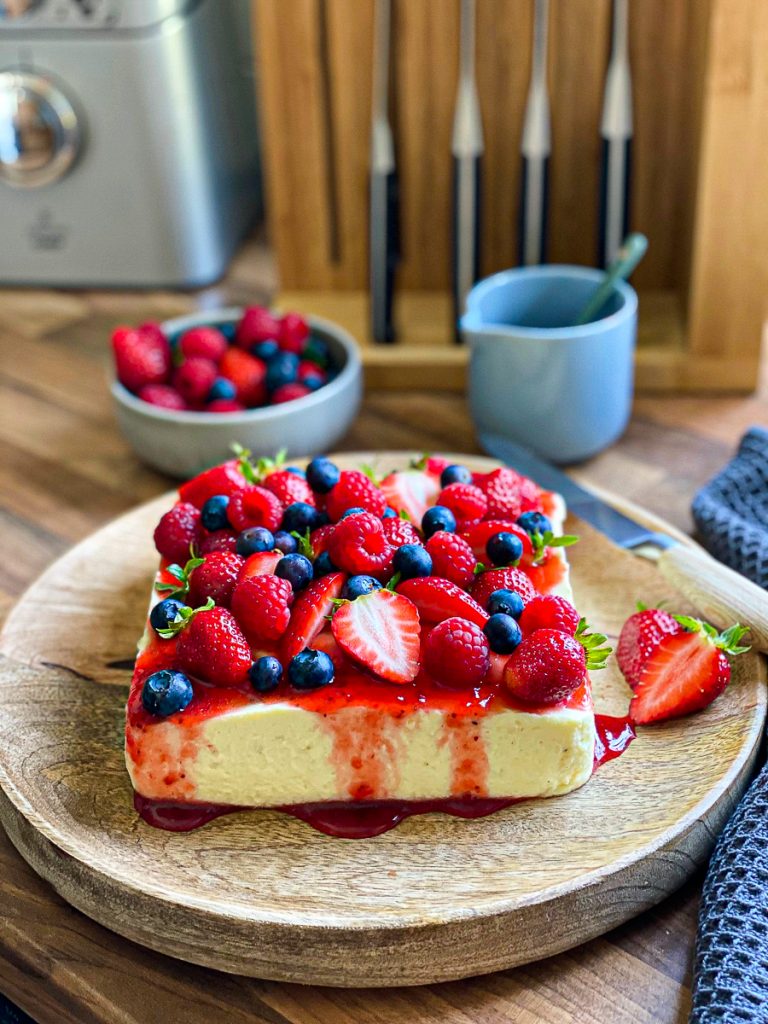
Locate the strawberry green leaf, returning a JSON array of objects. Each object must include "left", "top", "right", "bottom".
[
  {"left": 385, "top": 571, "right": 402, "bottom": 592},
  {"left": 232, "top": 443, "right": 259, "bottom": 484},
  {"left": 398, "top": 508, "right": 412, "bottom": 522},
  {"left": 671, "top": 615, "right": 751, "bottom": 656},
  {"left": 360, "top": 463, "right": 380, "bottom": 486},
  {"left": 530, "top": 530, "right": 579, "bottom": 565},
  {"left": 153, "top": 555, "right": 205, "bottom": 599},
  {"left": 290, "top": 528, "right": 314, "bottom": 559},
  {"left": 155, "top": 596, "right": 214, "bottom": 638},
  {"left": 575, "top": 617, "right": 612, "bottom": 671},
  {"left": 409, "top": 453, "right": 429, "bottom": 471}
]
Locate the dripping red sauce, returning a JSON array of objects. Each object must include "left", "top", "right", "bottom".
[{"left": 593, "top": 714, "right": 636, "bottom": 769}]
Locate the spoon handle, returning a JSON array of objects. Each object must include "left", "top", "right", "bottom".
[{"left": 576, "top": 232, "right": 647, "bottom": 325}]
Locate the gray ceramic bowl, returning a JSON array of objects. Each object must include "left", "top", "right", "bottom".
[{"left": 111, "top": 308, "right": 363, "bottom": 478}]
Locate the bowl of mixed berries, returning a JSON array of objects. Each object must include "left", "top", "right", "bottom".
[{"left": 110, "top": 306, "right": 362, "bottom": 477}]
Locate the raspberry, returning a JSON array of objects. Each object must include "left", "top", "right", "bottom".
[
  {"left": 481, "top": 468, "right": 526, "bottom": 519},
  {"left": 112, "top": 325, "right": 170, "bottom": 393},
  {"left": 425, "top": 532, "right": 477, "bottom": 588},
  {"left": 235, "top": 306, "right": 281, "bottom": 349},
  {"left": 504, "top": 628, "right": 586, "bottom": 704},
  {"left": 178, "top": 326, "right": 228, "bottom": 363},
  {"left": 199, "top": 529, "right": 239, "bottom": 555},
  {"left": 231, "top": 574, "right": 294, "bottom": 642},
  {"left": 228, "top": 485, "right": 283, "bottom": 532},
  {"left": 519, "top": 595, "right": 580, "bottom": 636},
  {"left": 179, "top": 460, "right": 248, "bottom": 508},
  {"left": 264, "top": 470, "right": 315, "bottom": 508},
  {"left": 423, "top": 617, "right": 490, "bottom": 687},
  {"left": 325, "top": 470, "right": 387, "bottom": 521},
  {"left": 279, "top": 312, "right": 310, "bottom": 353},
  {"left": 137, "top": 384, "right": 187, "bottom": 410},
  {"left": 176, "top": 607, "right": 252, "bottom": 687},
  {"left": 437, "top": 482, "right": 488, "bottom": 525},
  {"left": 382, "top": 516, "right": 422, "bottom": 549},
  {"left": 187, "top": 551, "right": 245, "bottom": 608},
  {"left": 471, "top": 566, "right": 538, "bottom": 609},
  {"left": 172, "top": 357, "right": 218, "bottom": 406},
  {"left": 206, "top": 399, "right": 245, "bottom": 413},
  {"left": 272, "top": 382, "right": 311, "bottom": 404},
  {"left": 327, "top": 511, "right": 393, "bottom": 575},
  {"left": 153, "top": 502, "right": 203, "bottom": 563},
  {"left": 219, "top": 348, "right": 267, "bottom": 406}
]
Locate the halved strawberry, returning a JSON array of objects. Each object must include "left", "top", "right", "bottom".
[
  {"left": 237, "top": 550, "right": 282, "bottom": 582},
  {"left": 282, "top": 572, "right": 346, "bottom": 661},
  {"left": 629, "top": 619, "right": 750, "bottom": 724},
  {"left": 396, "top": 577, "right": 488, "bottom": 627},
  {"left": 379, "top": 469, "right": 440, "bottom": 525},
  {"left": 331, "top": 589, "right": 421, "bottom": 684},
  {"left": 461, "top": 520, "right": 532, "bottom": 561},
  {"left": 617, "top": 607, "right": 683, "bottom": 690}
]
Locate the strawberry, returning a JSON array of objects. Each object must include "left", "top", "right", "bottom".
[
  {"left": 199, "top": 529, "right": 239, "bottom": 555},
  {"left": 461, "top": 520, "right": 532, "bottom": 562},
  {"left": 331, "top": 589, "right": 421, "bottom": 684},
  {"left": 424, "top": 617, "right": 490, "bottom": 687},
  {"left": 425, "top": 532, "right": 477, "bottom": 588},
  {"left": 381, "top": 516, "right": 423, "bottom": 549},
  {"left": 187, "top": 551, "right": 244, "bottom": 608},
  {"left": 281, "top": 572, "right": 346, "bottom": 661},
  {"left": 396, "top": 577, "right": 488, "bottom": 627},
  {"left": 298, "top": 360, "right": 326, "bottom": 386},
  {"left": 228, "top": 485, "right": 283, "bottom": 532},
  {"left": 264, "top": 470, "right": 315, "bottom": 508},
  {"left": 616, "top": 607, "right": 684, "bottom": 689},
  {"left": 504, "top": 628, "right": 587, "bottom": 705},
  {"left": 437, "top": 482, "right": 488, "bottom": 525},
  {"left": 176, "top": 607, "right": 252, "bottom": 687},
  {"left": 481, "top": 467, "right": 539, "bottom": 519},
  {"left": 325, "top": 470, "right": 387, "bottom": 521},
  {"left": 379, "top": 469, "right": 440, "bottom": 525},
  {"left": 207, "top": 399, "right": 245, "bottom": 413},
  {"left": 309, "top": 523, "right": 336, "bottom": 557},
  {"left": 629, "top": 619, "right": 750, "bottom": 724},
  {"left": 471, "top": 566, "right": 538, "bottom": 609},
  {"left": 112, "top": 325, "right": 170, "bottom": 392},
  {"left": 272, "top": 382, "right": 311, "bottom": 404},
  {"left": 410, "top": 454, "right": 451, "bottom": 478},
  {"left": 519, "top": 595, "right": 580, "bottom": 636},
  {"left": 279, "top": 312, "right": 310, "bottom": 353},
  {"left": 327, "top": 511, "right": 393, "bottom": 575},
  {"left": 219, "top": 347, "right": 267, "bottom": 406},
  {"left": 179, "top": 460, "right": 247, "bottom": 508},
  {"left": 153, "top": 502, "right": 203, "bottom": 563},
  {"left": 238, "top": 549, "right": 282, "bottom": 582},
  {"left": 231, "top": 574, "right": 294, "bottom": 643},
  {"left": 172, "top": 357, "right": 218, "bottom": 406},
  {"left": 236, "top": 306, "right": 282, "bottom": 349},
  {"left": 178, "top": 326, "right": 228, "bottom": 363},
  {"left": 138, "top": 384, "right": 187, "bottom": 410}
]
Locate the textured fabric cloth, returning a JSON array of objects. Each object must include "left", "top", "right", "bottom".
[
  {"left": 0, "top": 994, "right": 35, "bottom": 1024},
  {"left": 692, "top": 427, "right": 768, "bottom": 589}
]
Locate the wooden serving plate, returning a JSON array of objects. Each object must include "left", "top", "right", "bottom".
[{"left": 0, "top": 453, "right": 764, "bottom": 988}]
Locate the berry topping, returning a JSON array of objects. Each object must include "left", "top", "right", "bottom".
[
  {"left": 219, "top": 347, "right": 267, "bottom": 406},
  {"left": 421, "top": 505, "right": 457, "bottom": 538},
  {"left": 179, "top": 460, "right": 248, "bottom": 508},
  {"left": 228, "top": 485, "right": 283, "bottom": 532},
  {"left": 112, "top": 325, "right": 170, "bottom": 393},
  {"left": 440, "top": 464, "right": 473, "bottom": 487},
  {"left": 487, "top": 588, "right": 526, "bottom": 619},
  {"left": 275, "top": 553, "right": 314, "bottom": 592},
  {"left": 381, "top": 516, "right": 423, "bottom": 549},
  {"left": 289, "top": 649, "right": 336, "bottom": 690},
  {"left": 486, "top": 531, "right": 524, "bottom": 567},
  {"left": 471, "top": 566, "right": 538, "bottom": 609},
  {"left": 379, "top": 469, "right": 440, "bottom": 525},
  {"left": 331, "top": 589, "right": 421, "bottom": 684},
  {"left": 235, "top": 526, "right": 276, "bottom": 557},
  {"left": 483, "top": 613, "right": 523, "bottom": 654},
  {"left": 425, "top": 531, "right": 477, "bottom": 587},
  {"left": 249, "top": 655, "right": 283, "bottom": 694},
  {"left": 179, "top": 326, "right": 228, "bottom": 363},
  {"left": 231, "top": 574, "right": 294, "bottom": 642},
  {"left": 437, "top": 482, "right": 488, "bottom": 525},
  {"left": 326, "top": 470, "right": 387, "bottom": 521},
  {"left": 519, "top": 595, "right": 581, "bottom": 636},
  {"left": 396, "top": 577, "right": 488, "bottom": 627},
  {"left": 423, "top": 617, "right": 490, "bottom": 688},
  {"left": 153, "top": 502, "right": 203, "bottom": 564},
  {"left": 176, "top": 607, "right": 252, "bottom": 687},
  {"left": 327, "top": 511, "right": 394, "bottom": 575},
  {"left": 149, "top": 598, "right": 186, "bottom": 635},
  {"left": 392, "top": 543, "right": 433, "bottom": 580},
  {"left": 172, "top": 357, "right": 218, "bottom": 406},
  {"left": 342, "top": 575, "right": 382, "bottom": 600},
  {"left": 616, "top": 607, "right": 684, "bottom": 689},
  {"left": 200, "top": 495, "right": 230, "bottom": 532},
  {"left": 141, "top": 670, "right": 194, "bottom": 717},
  {"left": 504, "top": 629, "right": 587, "bottom": 705},
  {"left": 187, "top": 551, "right": 245, "bottom": 608},
  {"left": 137, "top": 384, "right": 187, "bottom": 410},
  {"left": 235, "top": 305, "right": 281, "bottom": 348},
  {"left": 306, "top": 457, "right": 341, "bottom": 494},
  {"left": 281, "top": 572, "right": 346, "bottom": 661}
]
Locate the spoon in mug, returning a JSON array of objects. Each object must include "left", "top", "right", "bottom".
[{"left": 575, "top": 232, "right": 648, "bottom": 326}]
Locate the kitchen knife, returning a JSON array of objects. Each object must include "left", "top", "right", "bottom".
[
  {"left": 519, "top": 0, "right": 551, "bottom": 267},
  {"left": 452, "top": 0, "right": 484, "bottom": 342},
  {"left": 598, "top": 0, "right": 633, "bottom": 268},
  {"left": 369, "top": 0, "right": 399, "bottom": 344},
  {"left": 482, "top": 436, "right": 768, "bottom": 651}
]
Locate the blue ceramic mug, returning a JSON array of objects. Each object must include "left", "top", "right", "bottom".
[{"left": 461, "top": 265, "right": 638, "bottom": 464}]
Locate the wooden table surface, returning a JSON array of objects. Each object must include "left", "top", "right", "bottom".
[{"left": 1, "top": 236, "right": 767, "bottom": 1024}]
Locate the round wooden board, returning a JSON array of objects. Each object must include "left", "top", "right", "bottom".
[{"left": 0, "top": 453, "right": 764, "bottom": 988}]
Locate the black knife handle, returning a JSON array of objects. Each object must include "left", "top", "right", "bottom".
[{"left": 370, "top": 167, "right": 399, "bottom": 344}]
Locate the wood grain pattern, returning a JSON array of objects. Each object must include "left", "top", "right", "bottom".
[{"left": 0, "top": 453, "right": 764, "bottom": 988}]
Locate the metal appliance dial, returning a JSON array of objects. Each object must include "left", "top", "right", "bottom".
[{"left": 0, "top": 71, "right": 80, "bottom": 187}]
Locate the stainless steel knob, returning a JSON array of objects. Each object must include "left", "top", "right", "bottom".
[
  {"left": 0, "top": 71, "right": 80, "bottom": 188},
  {"left": 0, "top": 1, "right": 44, "bottom": 18}
]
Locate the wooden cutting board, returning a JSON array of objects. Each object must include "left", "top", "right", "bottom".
[{"left": 0, "top": 453, "right": 764, "bottom": 988}]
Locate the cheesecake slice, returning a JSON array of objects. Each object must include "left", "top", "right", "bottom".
[{"left": 125, "top": 455, "right": 598, "bottom": 830}]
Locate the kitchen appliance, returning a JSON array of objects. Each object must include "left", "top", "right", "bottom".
[{"left": 0, "top": 0, "right": 260, "bottom": 287}]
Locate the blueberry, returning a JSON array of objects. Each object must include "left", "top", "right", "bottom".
[
  {"left": 422, "top": 505, "right": 457, "bottom": 537},
  {"left": 342, "top": 574, "right": 382, "bottom": 600},
  {"left": 313, "top": 551, "right": 336, "bottom": 577},
  {"left": 289, "top": 649, "right": 335, "bottom": 690},
  {"left": 483, "top": 614, "right": 523, "bottom": 654},
  {"left": 249, "top": 655, "right": 283, "bottom": 694},
  {"left": 306, "top": 456, "right": 341, "bottom": 494},
  {"left": 220, "top": 322, "right": 237, "bottom": 341},
  {"left": 273, "top": 529, "right": 298, "bottom": 555},
  {"left": 200, "top": 494, "right": 230, "bottom": 531},
  {"left": 517, "top": 511, "right": 552, "bottom": 536},
  {"left": 302, "top": 336, "right": 330, "bottom": 368},
  {"left": 266, "top": 351, "right": 300, "bottom": 392},
  {"left": 487, "top": 588, "right": 526, "bottom": 619},
  {"left": 149, "top": 598, "right": 186, "bottom": 634},
  {"left": 440, "top": 464, "right": 472, "bottom": 487},
  {"left": 281, "top": 501, "right": 322, "bottom": 534},
  {"left": 382, "top": 507, "right": 397, "bottom": 519},
  {"left": 275, "top": 553, "right": 314, "bottom": 591},
  {"left": 340, "top": 506, "right": 366, "bottom": 519},
  {"left": 286, "top": 466, "right": 306, "bottom": 477},
  {"left": 207, "top": 377, "right": 237, "bottom": 403},
  {"left": 236, "top": 526, "right": 276, "bottom": 556},
  {"left": 251, "top": 339, "right": 279, "bottom": 361},
  {"left": 141, "top": 670, "right": 194, "bottom": 717},
  {"left": 393, "top": 543, "right": 433, "bottom": 580},
  {"left": 302, "top": 374, "right": 324, "bottom": 391},
  {"left": 486, "top": 531, "right": 524, "bottom": 567}
]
